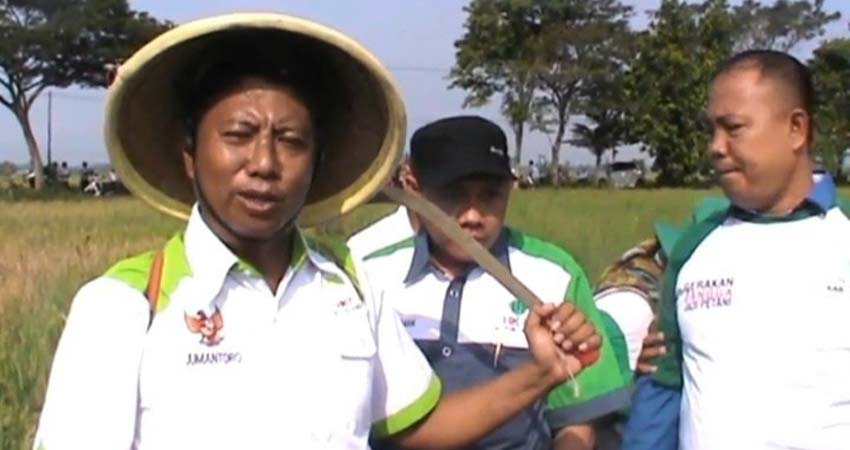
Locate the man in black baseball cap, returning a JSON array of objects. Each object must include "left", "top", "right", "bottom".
[
  {"left": 406, "top": 115, "right": 515, "bottom": 261},
  {"left": 410, "top": 115, "right": 514, "bottom": 187},
  {"left": 364, "top": 115, "right": 631, "bottom": 450}
]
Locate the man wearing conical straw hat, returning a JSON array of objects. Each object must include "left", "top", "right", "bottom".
[{"left": 33, "top": 13, "right": 601, "bottom": 450}]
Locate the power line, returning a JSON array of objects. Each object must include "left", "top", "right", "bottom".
[
  {"left": 50, "top": 91, "right": 104, "bottom": 103},
  {"left": 38, "top": 64, "right": 453, "bottom": 102}
]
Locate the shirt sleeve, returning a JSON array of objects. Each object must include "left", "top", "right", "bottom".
[
  {"left": 544, "top": 267, "right": 633, "bottom": 430},
  {"left": 365, "top": 270, "right": 442, "bottom": 438},
  {"left": 595, "top": 290, "right": 654, "bottom": 371},
  {"left": 32, "top": 277, "right": 149, "bottom": 450}
]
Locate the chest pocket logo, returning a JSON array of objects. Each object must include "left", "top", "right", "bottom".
[
  {"left": 185, "top": 307, "right": 225, "bottom": 346},
  {"left": 333, "top": 298, "right": 377, "bottom": 359}
]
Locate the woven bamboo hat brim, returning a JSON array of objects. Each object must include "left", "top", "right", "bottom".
[{"left": 103, "top": 12, "right": 406, "bottom": 226}]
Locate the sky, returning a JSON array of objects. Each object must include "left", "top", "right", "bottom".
[{"left": 1, "top": 0, "right": 849, "bottom": 167}]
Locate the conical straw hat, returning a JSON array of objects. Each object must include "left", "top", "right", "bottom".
[{"left": 104, "top": 13, "right": 406, "bottom": 226}]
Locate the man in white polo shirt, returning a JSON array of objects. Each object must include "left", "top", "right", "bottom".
[
  {"left": 33, "top": 15, "right": 602, "bottom": 450},
  {"left": 363, "top": 116, "right": 632, "bottom": 450},
  {"left": 623, "top": 50, "right": 850, "bottom": 450}
]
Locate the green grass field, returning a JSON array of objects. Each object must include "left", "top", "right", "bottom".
[{"left": 1, "top": 187, "right": 847, "bottom": 450}]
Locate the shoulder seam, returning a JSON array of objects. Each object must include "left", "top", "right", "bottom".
[
  {"left": 508, "top": 228, "right": 581, "bottom": 274},
  {"left": 364, "top": 236, "right": 416, "bottom": 261}
]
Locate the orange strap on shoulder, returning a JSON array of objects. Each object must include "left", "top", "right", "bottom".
[{"left": 146, "top": 250, "right": 165, "bottom": 327}]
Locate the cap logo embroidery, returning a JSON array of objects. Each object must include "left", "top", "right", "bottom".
[
  {"left": 509, "top": 298, "right": 528, "bottom": 315},
  {"left": 490, "top": 146, "right": 506, "bottom": 157}
]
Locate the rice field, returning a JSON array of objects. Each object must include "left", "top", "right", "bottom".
[{"left": 2, "top": 187, "right": 847, "bottom": 450}]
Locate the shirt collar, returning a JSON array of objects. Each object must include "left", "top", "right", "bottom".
[
  {"left": 730, "top": 173, "right": 836, "bottom": 222},
  {"left": 184, "top": 204, "right": 320, "bottom": 290},
  {"left": 404, "top": 227, "right": 512, "bottom": 284},
  {"left": 808, "top": 172, "right": 836, "bottom": 212}
]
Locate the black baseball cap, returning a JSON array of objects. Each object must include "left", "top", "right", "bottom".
[{"left": 410, "top": 115, "right": 512, "bottom": 187}]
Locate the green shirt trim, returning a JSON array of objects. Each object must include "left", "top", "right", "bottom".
[
  {"left": 303, "top": 233, "right": 365, "bottom": 299},
  {"left": 103, "top": 250, "right": 156, "bottom": 293},
  {"left": 363, "top": 236, "right": 416, "bottom": 261},
  {"left": 371, "top": 374, "right": 442, "bottom": 438},
  {"left": 104, "top": 233, "right": 193, "bottom": 312},
  {"left": 598, "top": 310, "right": 633, "bottom": 384},
  {"left": 653, "top": 209, "right": 728, "bottom": 387},
  {"left": 104, "top": 229, "right": 311, "bottom": 311}
]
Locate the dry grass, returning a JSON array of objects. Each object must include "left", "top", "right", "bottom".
[
  {"left": 2, "top": 187, "right": 848, "bottom": 450},
  {"left": 0, "top": 198, "right": 181, "bottom": 450}
]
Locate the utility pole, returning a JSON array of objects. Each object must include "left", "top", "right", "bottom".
[{"left": 47, "top": 90, "right": 53, "bottom": 167}]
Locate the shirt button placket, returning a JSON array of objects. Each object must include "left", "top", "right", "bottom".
[{"left": 439, "top": 277, "right": 466, "bottom": 360}]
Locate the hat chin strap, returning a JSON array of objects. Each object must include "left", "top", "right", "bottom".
[{"left": 192, "top": 171, "right": 299, "bottom": 245}]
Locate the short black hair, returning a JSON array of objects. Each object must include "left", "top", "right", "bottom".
[
  {"left": 712, "top": 49, "right": 815, "bottom": 142},
  {"left": 177, "top": 33, "right": 331, "bottom": 160}
]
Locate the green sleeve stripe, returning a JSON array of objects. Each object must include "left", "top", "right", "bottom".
[
  {"left": 303, "top": 233, "right": 366, "bottom": 299},
  {"left": 693, "top": 196, "right": 730, "bottom": 223},
  {"left": 103, "top": 233, "right": 193, "bottom": 313},
  {"left": 157, "top": 233, "right": 193, "bottom": 312},
  {"left": 838, "top": 196, "right": 850, "bottom": 216},
  {"left": 104, "top": 250, "right": 156, "bottom": 292},
  {"left": 654, "top": 220, "right": 684, "bottom": 257},
  {"left": 363, "top": 236, "right": 416, "bottom": 261},
  {"left": 598, "top": 310, "right": 633, "bottom": 384},
  {"left": 371, "top": 374, "right": 442, "bottom": 437},
  {"left": 653, "top": 209, "right": 727, "bottom": 387}
]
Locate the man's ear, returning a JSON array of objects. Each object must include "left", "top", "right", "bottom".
[
  {"left": 404, "top": 171, "right": 422, "bottom": 194},
  {"left": 182, "top": 144, "right": 196, "bottom": 182},
  {"left": 789, "top": 108, "right": 810, "bottom": 154}
]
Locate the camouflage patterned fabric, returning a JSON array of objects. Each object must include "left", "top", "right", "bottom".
[{"left": 593, "top": 237, "right": 667, "bottom": 314}]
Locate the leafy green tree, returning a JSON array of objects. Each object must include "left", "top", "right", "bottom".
[
  {"left": 527, "top": 0, "right": 632, "bottom": 186},
  {"left": 0, "top": 0, "right": 171, "bottom": 188},
  {"left": 452, "top": 0, "right": 632, "bottom": 185},
  {"left": 625, "top": 0, "right": 733, "bottom": 185},
  {"left": 810, "top": 38, "right": 850, "bottom": 180},
  {"left": 731, "top": 0, "right": 840, "bottom": 52},
  {"left": 451, "top": 0, "right": 538, "bottom": 165}
]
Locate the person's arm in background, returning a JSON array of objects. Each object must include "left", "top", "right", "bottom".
[
  {"left": 613, "top": 238, "right": 681, "bottom": 450},
  {"left": 592, "top": 236, "right": 667, "bottom": 374},
  {"left": 621, "top": 208, "right": 724, "bottom": 450}
]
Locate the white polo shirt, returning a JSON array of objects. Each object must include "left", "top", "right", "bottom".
[
  {"left": 33, "top": 205, "right": 440, "bottom": 450},
  {"left": 362, "top": 228, "right": 631, "bottom": 450},
  {"left": 677, "top": 206, "right": 850, "bottom": 450},
  {"left": 636, "top": 175, "right": 850, "bottom": 450},
  {"left": 347, "top": 206, "right": 414, "bottom": 260}
]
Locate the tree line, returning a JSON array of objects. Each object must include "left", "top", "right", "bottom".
[
  {"left": 1, "top": 1, "right": 848, "bottom": 189},
  {"left": 450, "top": 0, "right": 848, "bottom": 186}
]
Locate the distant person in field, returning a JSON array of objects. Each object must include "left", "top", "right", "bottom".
[
  {"left": 362, "top": 115, "right": 630, "bottom": 450},
  {"left": 58, "top": 162, "right": 70, "bottom": 187},
  {"left": 79, "top": 161, "right": 95, "bottom": 193},
  {"left": 622, "top": 49, "right": 850, "bottom": 450},
  {"left": 33, "top": 15, "right": 600, "bottom": 450},
  {"left": 529, "top": 159, "right": 541, "bottom": 186}
]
